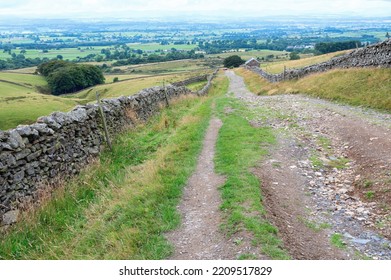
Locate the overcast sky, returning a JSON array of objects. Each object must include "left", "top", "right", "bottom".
[{"left": 1, "top": 0, "right": 391, "bottom": 19}]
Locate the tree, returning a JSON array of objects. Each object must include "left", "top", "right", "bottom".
[
  {"left": 315, "top": 41, "right": 361, "bottom": 54},
  {"left": 289, "top": 52, "right": 300, "bottom": 60},
  {"left": 38, "top": 61, "right": 104, "bottom": 95},
  {"left": 37, "top": 60, "right": 70, "bottom": 76},
  {"left": 223, "top": 55, "right": 245, "bottom": 68},
  {"left": 386, "top": 32, "right": 390, "bottom": 40},
  {"left": 56, "top": 55, "right": 63, "bottom": 60}
]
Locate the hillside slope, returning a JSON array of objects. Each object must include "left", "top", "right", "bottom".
[
  {"left": 235, "top": 67, "right": 391, "bottom": 111},
  {"left": 0, "top": 69, "right": 210, "bottom": 130}
]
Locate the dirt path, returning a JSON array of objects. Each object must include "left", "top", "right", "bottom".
[
  {"left": 166, "top": 116, "right": 265, "bottom": 259},
  {"left": 225, "top": 70, "right": 391, "bottom": 260}
]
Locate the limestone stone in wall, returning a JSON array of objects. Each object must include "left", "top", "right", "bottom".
[{"left": 196, "top": 69, "right": 219, "bottom": 96}]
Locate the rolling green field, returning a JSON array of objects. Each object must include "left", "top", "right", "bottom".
[
  {"left": 208, "top": 50, "right": 288, "bottom": 61},
  {"left": 0, "top": 72, "right": 80, "bottom": 130},
  {"left": 0, "top": 47, "right": 106, "bottom": 60},
  {"left": 127, "top": 43, "right": 197, "bottom": 51},
  {"left": 110, "top": 59, "right": 215, "bottom": 74},
  {"left": 0, "top": 72, "right": 46, "bottom": 88},
  {"left": 0, "top": 43, "right": 198, "bottom": 61},
  {"left": 0, "top": 63, "right": 212, "bottom": 130},
  {"left": 2, "top": 67, "right": 37, "bottom": 74},
  {"left": 67, "top": 70, "right": 210, "bottom": 103}
]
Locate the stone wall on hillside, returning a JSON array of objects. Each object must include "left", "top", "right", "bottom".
[
  {"left": 172, "top": 74, "right": 208, "bottom": 87},
  {"left": 247, "top": 39, "right": 391, "bottom": 83},
  {"left": 0, "top": 71, "right": 218, "bottom": 226}
]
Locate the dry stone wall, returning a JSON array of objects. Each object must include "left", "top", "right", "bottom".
[
  {"left": 0, "top": 71, "right": 217, "bottom": 225},
  {"left": 248, "top": 39, "right": 391, "bottom": 82},
  {"left": 172, "top": 74, "right": 208, "bottom": 87}
]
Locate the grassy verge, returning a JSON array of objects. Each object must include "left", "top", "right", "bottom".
[
  {"left": 0, "top": 76, "right": 227, "bottom": 259},
  {"left": 214, "top": 93, "right": 290, "bottom": 259},
  {"left": 235, "top": 67, "right": 391, "bottom": 112},
  {"left": 186, "top": 80, "right": 208, "bottom": 92}
]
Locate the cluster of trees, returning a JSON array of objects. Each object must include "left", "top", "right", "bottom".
[
  {"left": 111, "top": 49, "right": 204, "bottom": 67},
  {"left": 0, "top": 55, "right": 50, "bottom": 70},
  {"left": 314, "top": 41, "right": 361, "bottom": 54},
  {"left": 223, "top": 55, "right": 245, "bottom": 68},
  {"left": 289, "top": 52, "right": 300, "bottom": 60},
  {"left": 198, "top": 39, "right": 297, "bottom": 53},
  {"left": 37, "top": 60, "right": 105, "bottom": 95}
]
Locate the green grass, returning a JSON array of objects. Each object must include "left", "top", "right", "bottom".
[
  {"left": 0, "top": 77, "right": 226, "bottom": 259},
  {"left": 0, "top": 93, "right": 78, "bottom": 130},
  {"left": 0, "top": 69, "right": 211, "bottom": 130},
  {"left": 186, "top": 80, "right": 208, "bottom": 92},
  {"left": 214, "top": 92, "right": 290, "bottom": 259},
  {"left": 0, "top": 47, "right": 106, "bottom": 60},
  {"left": 116, "top": 59, "right": 213, "bottom": 75},
  {"left": 298, "top": 216, "right": 331, "bottom": 232},
  {"left": 365, "top": 191, "right": 375, "bottom": 200},
  {"left": 235, "top": 67, "right": 391, "bottom": 112},
  {"left": 261, "top": 50, "right": 349, "bottom": 74},
  {"left": 330, "top": 233, "right": 346, "bottom": 249},
  {"left": 362, "top": 180, "right": 374, "bottom": 189},
  {"left": 127, "top": 43, "right": 197, "bottom": 51},
  {"left": 238, "top": 254, "right": 258, "bottom": 260},
  {"left": 329, "top": 157, "right": 350, "bottom": 169},
  {"left": 310, "top": 154, "right": 324, "bottom": 170},
  {"left": 317, "top": 136, "right": 332, "bottom": 152},
  {"left": 207, "top": 50, "right": 288, "bottom": 61},
  {"left": 66, "top": 71, "right": 209, "bottom": 103},
  {"left": 0, "top": 72, "right": 46, "bottom": 88},
  {"left": 0, "top": 74, "right": 80, "bottom": 130}
]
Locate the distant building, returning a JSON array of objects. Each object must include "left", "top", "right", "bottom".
[{"left": 244, "top": 57, "right": 260, "bottom": 67}]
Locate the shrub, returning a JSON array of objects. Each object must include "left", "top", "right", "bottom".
[
  {"left": 289, "top": 52, "right": 300, "bottom": 60},
  {"left": 38, "top": 61, "right": 105, "bottom": 95},
  {"left": 223, "top": 55, "right": 245, "bottom": 68}
]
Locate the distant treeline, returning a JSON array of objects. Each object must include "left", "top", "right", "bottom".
[
  {"left": 111, "top": 49, "right": 204, "bottom": 66},
  {"left": 0, "top": 46, "right": 204, "bottom": 70},
  {"left": 37, "top": 60, "right": 105, "bottom": 95},
  {"left": 0, "top": 55, "right": 49, "bottom": 70},
  {"left": 0, "top": 40, "right": 146, "bottom": 51},
  {"left": 198, "top": 36, "right": 374, "bottom": 54},
  {"left": 314, "top": 41, "right": 361, "bottom": 54}
]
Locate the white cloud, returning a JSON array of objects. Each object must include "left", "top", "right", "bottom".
[{"left": 0, "top": 0, "right": 390, "bottom": 18}]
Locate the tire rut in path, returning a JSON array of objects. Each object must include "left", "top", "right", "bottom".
[{"left": 166, "top": 116, "right": 265, "bottom": 260}]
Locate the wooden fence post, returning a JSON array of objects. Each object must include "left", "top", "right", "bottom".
[
  {"left": 96, "top": 91, "right": 112, "bottom": 151},
  {"left": 163, "top": 80, "right": 169, "bottom": 107}
]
